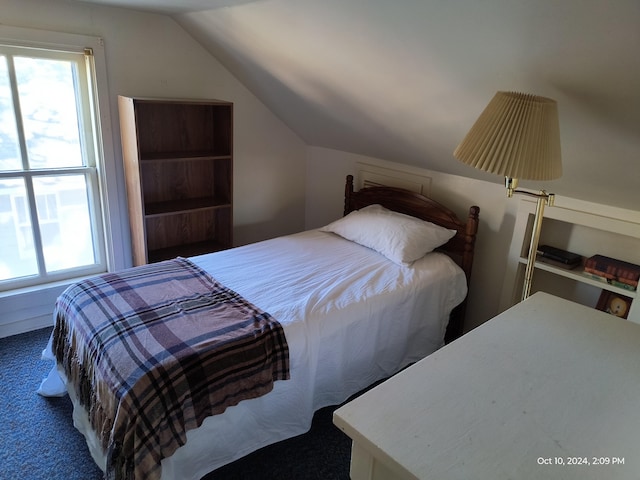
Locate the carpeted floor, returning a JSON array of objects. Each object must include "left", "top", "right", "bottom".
[{"left": 0, "top": 327, "right": 353, "bottom": 480}]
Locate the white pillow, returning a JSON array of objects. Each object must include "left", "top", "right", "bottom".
[{"left": 320, "top": 204, "right": 457, "bottom": 265}]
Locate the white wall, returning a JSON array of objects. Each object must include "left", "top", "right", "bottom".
[
  {"left": 306, "top": 147, "right": 519, "bottom": 331},
  {"left": 0, "top": 0, "right": 307, "bottom": 337}
]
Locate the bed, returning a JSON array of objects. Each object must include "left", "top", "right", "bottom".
[{"left": 38, "top": 175, "right": 480, "bottom": 480}]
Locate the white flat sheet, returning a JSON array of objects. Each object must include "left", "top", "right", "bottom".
[{"left": 42, "top": 229, "right": 467, "bottom": 480}]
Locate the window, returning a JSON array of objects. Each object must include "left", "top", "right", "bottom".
[{"left": 0, "top": 43, "right": 107, "bottom": 290}]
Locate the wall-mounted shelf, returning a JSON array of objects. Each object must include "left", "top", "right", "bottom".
[
  {"left": 518, "top": 257, "right": 638, "bottom": 300},
  {"left": 501, "top": 196, "right": 640, "bottom": 325}
]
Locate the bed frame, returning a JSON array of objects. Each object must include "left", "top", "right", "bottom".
[{"left": 344, "top": 175, "right": 480, "bottom": 342}]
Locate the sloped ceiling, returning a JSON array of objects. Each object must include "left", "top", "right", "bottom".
[{"left": 78, "top": 0, "right": 640, "bottom": 210}]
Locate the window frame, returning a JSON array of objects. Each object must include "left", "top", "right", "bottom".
[{"left": 0, "top": 25, "right": 126, "bottom": 296}]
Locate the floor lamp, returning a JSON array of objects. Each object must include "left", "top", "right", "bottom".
[{"left": 453, "top": 91, "right": 562, "bottom": 301}]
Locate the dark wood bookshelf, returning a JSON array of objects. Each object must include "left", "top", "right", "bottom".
[{"left": 119, "top": 96, "right": 233, "bottom": 265}]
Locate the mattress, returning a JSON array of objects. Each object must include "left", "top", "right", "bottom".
[{"left": 41, "top": 229, "right": 467, "bottom": 480}]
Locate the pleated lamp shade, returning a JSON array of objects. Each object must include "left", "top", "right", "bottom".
[{"left": 454, "top": 91, "right": 562, "bottom": 181}]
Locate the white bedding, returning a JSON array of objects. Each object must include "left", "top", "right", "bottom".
[{"left": 40, "top": 229, "right": 467, "bottom": 480}]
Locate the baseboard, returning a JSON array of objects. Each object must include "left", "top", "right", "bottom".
[
  {"left": 0, "top": 314, "right": 52, "bottom": 338},
  {"left": 0, "top": 283, "right": 66, "bottom": 338}
]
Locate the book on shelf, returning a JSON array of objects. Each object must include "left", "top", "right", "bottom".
[
  {"left": 584, "top": 254, "right": 640, "bottom": 290},
  {"left": 583, "top": 273, "right": 638, "bottom": 291},
  {"left": 536, "top": 245, "right": 582, "bottom": 268},
  {"left": 537, "top": 256, "right": 580, "bottom": 270}
]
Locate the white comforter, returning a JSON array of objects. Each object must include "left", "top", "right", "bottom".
[{"left": 40, "top": 229, "right": 467, "bottom": 480}]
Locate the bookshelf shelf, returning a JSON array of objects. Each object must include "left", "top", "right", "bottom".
[
  {"left": 517, "top": 257, "right": 638, "bottom": 300},
  {"left": 502, "top": 196, "right": 640, "bottom": 325}
]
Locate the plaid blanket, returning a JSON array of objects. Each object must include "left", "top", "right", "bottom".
[{"left": 52, "top": 257, "right": 289, "bottom": 480}]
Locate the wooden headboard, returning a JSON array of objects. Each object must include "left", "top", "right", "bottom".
[{"left": 343, "top": 175, "right": 480, "bottom": 342}]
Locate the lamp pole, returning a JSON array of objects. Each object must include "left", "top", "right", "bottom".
[{"left": 509, "top": 183, "right": 555, "bottom": 300}]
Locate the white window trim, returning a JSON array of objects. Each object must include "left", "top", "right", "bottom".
[{"left": 0, "top": 25, "right": 127, "bottom": 337}]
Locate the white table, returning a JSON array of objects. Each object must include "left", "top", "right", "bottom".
[{"left": 333, "top": 292, "right": 640, "bottom": 479}]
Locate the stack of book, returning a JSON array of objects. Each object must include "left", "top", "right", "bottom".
[
  {"left": 536, "top": 245, "right": 582, "bottom": 269},
  {"left": 584, "top": 254, "right": 640, "bottom": 291}
]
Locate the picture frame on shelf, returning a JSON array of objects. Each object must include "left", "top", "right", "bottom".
[{"left": 596, "top": 290, "right": 633, "bottom": 319}]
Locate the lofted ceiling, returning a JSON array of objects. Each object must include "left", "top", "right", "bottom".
[{"left": 76, "top": 0, "right": 640, "bottom": 210}]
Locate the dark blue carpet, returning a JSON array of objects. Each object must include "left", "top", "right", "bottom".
[
  {"left": 0, "top": 328, "right": 352, "bottom": 480},
  {"left": 0, "top": 327, "right": 103, "bottom": 480}
]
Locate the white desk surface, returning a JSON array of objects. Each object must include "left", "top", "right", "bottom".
[{"left": 333, "top": 292, "right": 640, "bottom": 479}]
